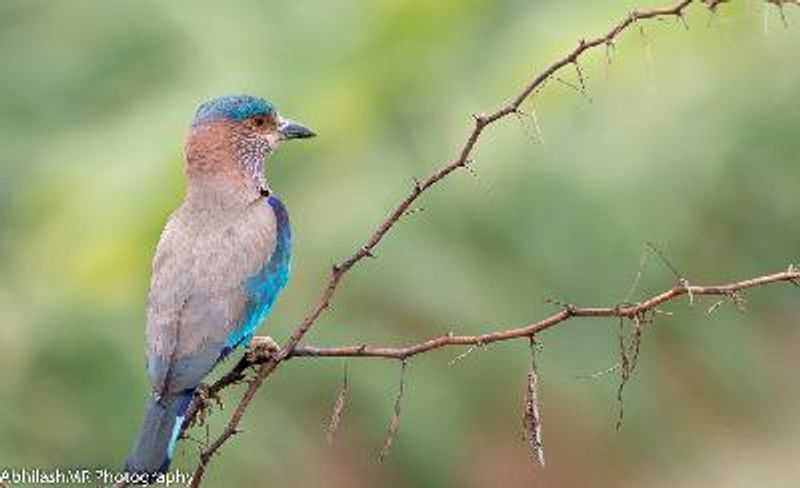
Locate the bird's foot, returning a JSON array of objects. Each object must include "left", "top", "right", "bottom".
[
  {"left": 188, "top": 383, "right": 223, "bottom": 428},
  {"left": 246, "top": 336, "right": 282, "bottom": 362}
]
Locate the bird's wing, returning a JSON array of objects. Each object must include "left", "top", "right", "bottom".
[
  {"left": 223, "top": 196, "right": 292, "bottom": 352},
  {"left": 145, "top": 203, "right": 279, "bottom": 395}
]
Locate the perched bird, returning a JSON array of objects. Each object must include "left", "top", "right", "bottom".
[{"left": 124, "top": 95, "right": 315, "bottom": 479}]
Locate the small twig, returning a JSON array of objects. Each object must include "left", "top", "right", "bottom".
[
  {"left": 729, "top": 290, "right": 747, "bottom": 312},
  {"left": 630, "top": 314, "right": 644, "bottom": 370},
  {"left": 646, "top": 243, "right": 694, "bottom": 305},
  {"left": 448, "top": 344, "right": 478, "bottom": 366},
  {"left": 707, "top": 298, "right": 726, "bottom": 315},
  {"left": 623, "top": 246, "right": 651, "bottom": 304},
  {"left": 646, "top": 242, "right": 682, "bottom": 280},
  {"left": 615, "top": 312, "right": 645, "bottom": 431},
  {"left": 573, "top": 59, "right": 592, "bottom": 102},
  {"left": 576, "top": 361, "right": 621, "bottom": 380},
  {"left": 463, "top": 159, "right": 493, "bottom": 194},
  {"left": 554, "top": 76, "right": 592, "bottom": 102},
  {"left": 636, "top": 21, "right": 657, "bottom": 88},
  {"left": 379, "top": 361, "right": 408, "bottom": 462},
  {"left": 515, "top": 106, "right": 546, "bottom": 147},
  {"left": 615, "top": 318, "right": 630, "bottom": 430},
  {"left": 522, "top": 337, "right": 546, "bottom": 467},
  {"left": 676, "top": 9, "right": 690, "bottom": 29},
  {"left": 604, "top": 40, "right": 615, "bottom": 78},
  {"left": 326, "top": 363, "right": 350, "bottom": 445}
]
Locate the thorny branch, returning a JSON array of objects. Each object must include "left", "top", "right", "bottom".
[
  {"left": 238, "top": 267, "right": 797, "bottom": 362},
  {"left": 180, "top": 1, "right": 799, "bottom": 485}
]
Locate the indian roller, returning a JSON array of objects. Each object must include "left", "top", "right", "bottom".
[{"left": 124, "top": 95, "right": 315, "bottom": 479}]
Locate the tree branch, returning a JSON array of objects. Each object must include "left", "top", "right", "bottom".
[
  {"left": 181, "top": 1, "right": 798, "bottom": 485},
  {"left": 212, "top": 267, "right": 800, "bottom": 366}
]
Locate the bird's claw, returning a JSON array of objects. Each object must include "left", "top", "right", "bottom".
[
  {"left": 246, "top": 336, "right": 281, "bottom": 362},
  {"left": 188, "top": 383, "right": 222, "bottom": 428}
]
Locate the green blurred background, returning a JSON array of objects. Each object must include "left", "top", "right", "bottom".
[{"left": 1, "top": 1, "right": 798, "bottom": 486}]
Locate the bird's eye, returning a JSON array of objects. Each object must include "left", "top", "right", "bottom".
[{"left": 253, "top": 116, "right": 265, "bottom": 127}]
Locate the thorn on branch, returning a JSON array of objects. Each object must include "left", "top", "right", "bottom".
[
  {"left": 472, "top": 112, "right": 488, "bottom": 127},
  {"left": 361, "top": 246, "right": 377, "bottom": 259},
  {"left": 412, "top": 176, "right": 423, "bottom": 193},
  {"left": 402, "top": 207, "right": 425, "bottom": 219},
  {"left": 326, "top": 363, "right": 349, "bottom": 446},
  {"left": 522, "top": 337, "right": 545, "bottom": 467},
  {"left": 379, "top": 360, "right": 408, "bottom": 462},
  {"left": 462, "top": 158, "right": 475, "bottom": 171},
  {"left": 703, "top": 0, "right": 729, "bottom": 11},
  {"left": 680, "top": 277, "right": 695, "bottom": 306},
  {"left": 545, "top": 297, "right": 577, "bottom": 316}
]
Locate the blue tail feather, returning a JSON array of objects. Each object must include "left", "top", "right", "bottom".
[{"left": 125, "top": 389, "right": 195, "bottom": 483}]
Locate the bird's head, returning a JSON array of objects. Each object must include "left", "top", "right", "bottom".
[{"left": 185, "top": 94, "right": 315, "bottom": 194}]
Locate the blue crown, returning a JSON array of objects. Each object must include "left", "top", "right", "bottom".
[{"left": 192, "top": 95, "right": 275, "bottom": 126}]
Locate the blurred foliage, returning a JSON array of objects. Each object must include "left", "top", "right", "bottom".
[{"left": 0, "top": 1, "right": 799, "bottom": 487}]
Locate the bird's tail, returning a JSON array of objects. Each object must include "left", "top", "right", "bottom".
[{"left": 124, "top": 389, "right": 195, "bottom": 483}]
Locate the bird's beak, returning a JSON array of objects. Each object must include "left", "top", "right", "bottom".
[{"left": 278, "top": 117, "right": 316, "bottom": 140}]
